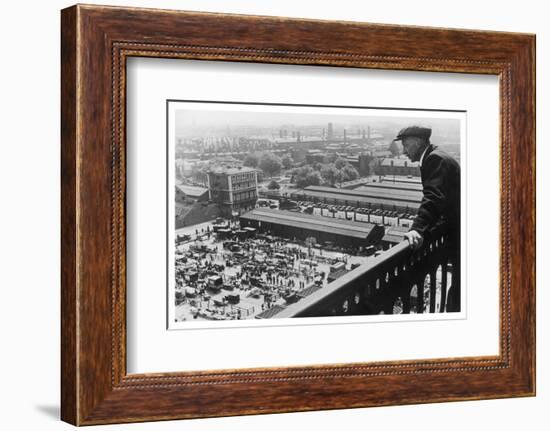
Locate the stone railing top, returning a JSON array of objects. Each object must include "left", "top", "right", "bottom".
[
  {"left": 275, "top": 240, "right": 411, "bottom": 319},
  {"left": 273, "top": 222, "right": 449, "bottom": 319}
]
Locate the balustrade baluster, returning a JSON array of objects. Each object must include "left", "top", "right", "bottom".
[
  {"left": 429, "top": 270, "right": 437, "bottom": 313},
  {"left": 416, "top": 276, "right": 425, "bottom": 314},
  {"left": 402, "top": 289, "right": 411, "bottom": 314},
  {"left": 440, "top": 262, "right": 448, "bottom": 312},
  {"left": 451, "top": 254, "right": 461, "bottom": 312},
  {"left": 377, "top": 268, "right": 392, "bottom": 314}
]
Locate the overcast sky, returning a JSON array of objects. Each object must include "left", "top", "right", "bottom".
[{"left": 174, "top": 106, "right": 462, "bottom": 143}]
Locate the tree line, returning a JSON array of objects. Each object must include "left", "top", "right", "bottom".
[
  {"left": 243, "top": 152, "right": 293, "bottom": 177},
  {"left": 291, "top": 157, "right": 359, "bottom": 188}
]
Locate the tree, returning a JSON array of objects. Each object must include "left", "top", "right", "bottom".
[
  {"left": 243, "top": 152, "right": 260, "bottom": 168},
  {"left": 259, "top": 152, "right": 282, "bottom": 177},
  {"left": 320, "top": 164, "right": 341, "bottom": 187},
  {"left": 312, "top": 162, "right": 323, "bottom": 171},
  {"left": 341, "top": 164, "right": 359, "bottom": 182},
  {"left": 267, "top": 180, "right": 280, "bottom": 190},
  {"left": 281, "top": 154, "right": 294, "bottom": 169},
  {"left": 389, "top": 140, "right": 401, "bottom": 157},
  {"left": 334, "top": 156, "right": 348, "bottom": 169},
  {"left": 292, "top": 166, "right": 313, "bottom": 188},
  {"left": 305, "top": 171, "right": 322, "bottom": 187},
  {"left": 292, "top": 166, "right": 322, "bottom": 189}
]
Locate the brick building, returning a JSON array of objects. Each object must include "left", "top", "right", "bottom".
[
  {"left": 207, "top": 166, "right": 258, "bottom": 216},
  {"left": 375, "top": 157, "right": 421, "bottom": 177}
]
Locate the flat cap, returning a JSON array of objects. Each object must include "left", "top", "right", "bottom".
[{"left": 394, "top": 126, "right": 432, "bottom": 141}]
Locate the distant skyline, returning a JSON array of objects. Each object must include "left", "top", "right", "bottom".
[{"left": 175, "top": 106, "right": 462, "bottom": 145}]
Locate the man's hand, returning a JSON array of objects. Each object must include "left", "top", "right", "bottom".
[{"left": 404, "top": 230, "right": 424, "bottom": 250}]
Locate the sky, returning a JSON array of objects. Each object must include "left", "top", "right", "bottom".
[{"left": 174, "top": 103, "right": 462, "bottom": 144}]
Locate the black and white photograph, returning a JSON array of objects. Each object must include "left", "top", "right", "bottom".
[
  {"left": 167, "top": 101, "right": 465, "bottom": 328},
  {"left": 1, "top": 0, "right": 542, "bottom": 429}
]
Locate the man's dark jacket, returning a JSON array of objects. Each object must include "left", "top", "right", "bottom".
[{"left": 411, "top": 144, "right": 460, "bottom": 240}]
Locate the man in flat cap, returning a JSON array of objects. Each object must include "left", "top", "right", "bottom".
[{"left": 393, "top": 126, "right": 461, "bottom": 312}]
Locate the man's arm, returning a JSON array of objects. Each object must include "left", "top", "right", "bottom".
[
  {"left": 411, "top": 154, "right": 448, "bottom": 235},
  {"left": 404, "top": 230, "right": 423, "bottom": 249}
]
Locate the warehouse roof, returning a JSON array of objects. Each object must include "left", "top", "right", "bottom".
[
  {"left": 357, "top": 181, "right": 423, "bottom": 192},
  {"left": 303, "top": 185, "right": 422, "bottom": 204},
  {"left": 175, "top": 185, "right": 208, "bottom": 197},
  {"left": 291, "top": 190, "right": 420, "bottom": 210},
  {"left": 240, "top": 209, "right": 378, "bottom": 240}
]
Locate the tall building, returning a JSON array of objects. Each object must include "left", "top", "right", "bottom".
[
  {"left": 207, "top": 166, "right": 258, "bottom": 216},
  {"left": 327, "top": 122, "right": 333, "bottom": 142}
]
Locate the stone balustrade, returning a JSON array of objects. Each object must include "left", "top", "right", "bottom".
[{"left": 272, "top": 224, "right": 457, "bottom": 318}]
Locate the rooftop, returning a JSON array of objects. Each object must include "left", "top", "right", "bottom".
[
  {"left": 175, "top": 184, "right": 208, "bottom": 197},
  {"left": 292, "top": 190, "right": 420, "bottom": 210},
  {"left": 240, "top": 208, "right": 378, "bottom": 239},
  {"left": 207, "top": 166, "right": 258, "bottom": 175},
  {"left": 304, "top": 185, "right": 422, "bottom": 204},
  {"left": 357, "top": 181, "right": 423, "bottom": 192},
  {"left": 380, "top": 157, "right": 420, "bottom": 168}
]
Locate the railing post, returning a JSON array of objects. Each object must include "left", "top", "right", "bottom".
[
  {"left": 391, "top": 268, "right": 410, "bottom": 315},
  {"left": 416, "top": 275, "right": 425, "bottom": 314},
  {"left": 429, "top": 269, "right": 437, "bottom": 313},
  {"left": 447, "top": 252, "right": 461, "bottom": 312},
  {"left": 402, "top": 288, "right": 411, "bottom": 314},
  {"left": 439, "top": 261, "right": 448, "bottom": 313},
  {"left": 382, "top": 292, "right": 394, "bottom": 314},
  {"left": 378, "top": 272, "right": 394, "bottom": 315},
  {"left": 347, "top": 293, "right": 355, "bottom": 314},
  {"left": 362, "top": 280, "right": 377, "bottom": 314}
]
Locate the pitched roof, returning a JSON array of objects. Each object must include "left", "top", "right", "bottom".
[
  {"left": 175, "top": 185, "right": 208, "bottom": 197},
  {"left": 240, "top": 209, "right": 377, "bottom": 239},
  {"left": 304, "top": 185, "right": 422, "bottom": 204}
]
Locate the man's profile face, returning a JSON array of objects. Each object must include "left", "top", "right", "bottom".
[{"left": 401, "top": 137, "right": 425, "bottom": 162}]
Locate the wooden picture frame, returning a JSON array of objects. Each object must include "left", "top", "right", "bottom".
[{"left": 61, "top": 4, "right": 535, "bottom": 425}]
